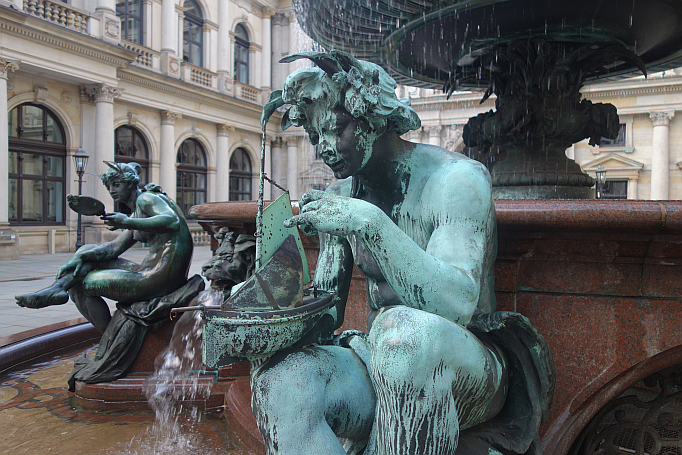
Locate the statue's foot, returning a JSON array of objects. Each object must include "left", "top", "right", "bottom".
[{"left": 16, "top": 286, "right": 69, "bottom": 308}]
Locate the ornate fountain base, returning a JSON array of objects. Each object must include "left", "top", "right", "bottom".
[{"left": 491, "top": 152, "right": 595, "bottom": 199}]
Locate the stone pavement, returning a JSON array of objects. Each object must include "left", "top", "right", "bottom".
[{"left": 0, "top": 245, "right": 212, "bottom": 345}]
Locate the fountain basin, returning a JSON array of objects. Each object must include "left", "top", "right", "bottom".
[{"left": 191, "top": 198, "right": 682, "bottom": 455}]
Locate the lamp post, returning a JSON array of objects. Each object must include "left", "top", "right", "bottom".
[
  {"left": 73, "top": 147, "right": 89, "bottom": 249},
  {"left": 595, "top": 164, "right": 607, "bottom": 199}
]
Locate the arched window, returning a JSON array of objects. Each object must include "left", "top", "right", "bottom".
[
  {"left": 176, "top": 138, "right": 207, "bottom": 216},
  {"left": 8, "top": 103, "right": 66, "bottom": 225},
  {"left": 182, "top": 0, "right": 203, "bottom": 67},
  {"left": 114, "top": 125, "right": 150, "bottom": 214},
  {"left": 116, "top": 0, "right": 142, "bottom": 44},
  {"left": 229, "top": 148, "right": 252, "bottom": 200},
  {"left": 115, "top": 126, "right": 149, "bottom": 184},
  {"left": 234, "top": 24, "right": 249, "bottom": 84}
]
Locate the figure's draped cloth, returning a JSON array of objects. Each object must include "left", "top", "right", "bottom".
[
  {"left": 337, "top": 311, "right": 554, "bottom": 455},
  {"left": 67, "top": 274, "right": 204, "bottom": 391}
]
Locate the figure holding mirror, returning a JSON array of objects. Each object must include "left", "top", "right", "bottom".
[{"left": 15, "top": 162, "right": 194, "bottom": 333}]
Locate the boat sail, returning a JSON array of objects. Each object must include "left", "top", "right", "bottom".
[{"left": 200, "top": 91, "right": 338, "bottom": 368}]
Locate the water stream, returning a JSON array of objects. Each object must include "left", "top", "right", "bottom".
[{"left": 112, "top": 289, "right": 224, "bottom": 455}]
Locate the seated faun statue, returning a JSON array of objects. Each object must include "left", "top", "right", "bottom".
[
  {"left": 15, "top": 162, "right": 202, "bottom": 389},
  {"left": 251, "top": 51, "right": 554, "bottom": 455}
]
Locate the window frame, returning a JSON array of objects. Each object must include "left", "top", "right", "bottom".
[
  {"left": 176, "top": 138, "right": 208, "bottom": 217},
  {"left": 116, "top": 0, "right": 143, "bottom": 44},
  {"left": 234, "top": 23, "right": 250, "bottom": 85},
  {"left": 229, "top": 147, "right": 253, "bottom": 201},
  {"left": 8, "top": 103, "right": 67, "bottom": 226},
  {"left": 182, "top": 0, "right": 204, "bottom": 67}
]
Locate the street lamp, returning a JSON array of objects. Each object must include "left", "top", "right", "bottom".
[
  {"left": 595, "top": 164, "right": 607, "bottom": 199},
  {"left": 73, "top": 147, "right": 89, "bottom": 249}
]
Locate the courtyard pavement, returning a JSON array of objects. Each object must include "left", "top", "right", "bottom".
[{"left": 0, "top": 245, "right": 212, "bottom": 346}]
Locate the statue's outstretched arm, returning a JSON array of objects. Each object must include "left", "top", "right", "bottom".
[{"left": 102, "top": 192, "right": 181, "bottom": 233}]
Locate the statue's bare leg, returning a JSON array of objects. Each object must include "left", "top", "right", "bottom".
[
  {"left": 367, "top": 306, "right": 507, "bottom": 455},
  {"left": 251, "top": 345, "right": 376, "bottom": 454},
  {"left": 68, "top": 285, "right": 112, "bottom": 333}
]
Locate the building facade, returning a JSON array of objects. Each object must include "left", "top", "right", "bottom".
[{"left": 0, "top": 0, "right": 334, "bottom": 257}]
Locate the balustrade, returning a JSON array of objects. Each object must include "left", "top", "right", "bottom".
[{"left": 23, "top": 0, "right": 89, "bottom": 33}]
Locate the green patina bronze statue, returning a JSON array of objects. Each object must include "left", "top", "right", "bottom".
[
  {"left": 251, "top": 51, "right": 554, "bottom": 455},
  {"left": 16, "top": 162, "right": 202, "bottom": 388}
]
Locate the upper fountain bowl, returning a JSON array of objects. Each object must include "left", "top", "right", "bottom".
[{"left": 295, "top": 0, "right": 682, "bottom": 89}]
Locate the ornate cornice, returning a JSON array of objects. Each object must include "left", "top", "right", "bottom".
[
  {"left": 160, "top": 110, "right": 181, "bottom": 125},
  {"left": 0, "top": 20, "right": 135, "bottom": 67},
  {"left": 650, "top": 111, "right": 675, "bottom": 126},
  {"left": 0, "top": 59, "right": 19, "bottom": 79},
  {"left": 216, "top": 123, "right": 234, "bottom": 136}
]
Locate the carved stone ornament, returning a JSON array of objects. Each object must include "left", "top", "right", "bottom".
[
  {"left": 127, "top": 112, "right": 138, "bottom": 125},
  {"left": 0, "top": 59, "right": 19, "bottom": 79},
  {"left": 160, "top": 110, "right": 181, "bottom": 125},
  {"left": 650, "top": 111, "right": 675, "bottom": 127},
  {"left": 105, "top": 19, "right": 120, "bottom": 38},
  {"left": 169, "top": 58, "right": 180, "bottom": 74},
  {"left": 61, "top": 91, "right": 72, "bottom": 103},
  {"left": 33, "top": 86, "right": 48, "bottom": 102}
]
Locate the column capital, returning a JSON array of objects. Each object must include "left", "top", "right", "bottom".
[
  {"left": 425, "top": 125, "right": 443, "bottom": 135},
  {"left": 285, "top": 136, "right": 298, "bottom": 146},
  {"left": 256, "top": 6, "right": 276, "bottom": 19},
  {"left": 272, "top": 12, "right": 287, "bottom": 26},
  {"left": 0, "top": 59, "right": 19, "bottom": 79},
  {"left": 160, "top": 110, "right": 181, "bottom": 125},
  {"left": 87, "top": 84, "right": 122, "bottom": 103},
  {"left": 650, "top": 111, "right": 675, "bottom": 126},
  {"left": 216, "top": 124, "right": 234, "bottom": 136}
]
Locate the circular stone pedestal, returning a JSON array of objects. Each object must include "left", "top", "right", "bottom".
[{"left": 493, "top": 185, "right": 595, "bottom": 200}]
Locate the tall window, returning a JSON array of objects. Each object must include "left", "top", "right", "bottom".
[
  {"left": 182, "top": 0, "right": 203, "bottom": 67},
  {"left": 116, "top": 0, "right": 142, "bottom": 44},
  {"left": 234, "top": 24, "right": 249, "bottom": 84},
  {"left": 115, "top": 126, "right": 149, "bottom": 214},
  {"left": 8, "top": 104, "right": 66, "bottom": 225},
  {"left": 176, "top": 138, "right": 207, "bottom": 216},
  {"left": 229, "top": 148, "right": 252, "bottom": 200}
]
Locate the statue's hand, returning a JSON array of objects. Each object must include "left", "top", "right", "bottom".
[
  {"left": 285, "top": 189, "right": 379, "bottom": 236},
  {"left": 101, "top": 212, "right": 129, "bottom": 231},
  {"left": 56, "top": 256, "right": 84, "bottom": 278}
]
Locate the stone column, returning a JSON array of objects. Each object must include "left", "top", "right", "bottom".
[
  {"left": 426, "top": 126, "right": 442, "bottom": 147},
  {"left": 260, "top": 9, "right": 273, "bottom": 91},
  {"left": 217, "top": 0, "right": 230, "bottom": 92},
  {"left": 650, "top": 111, "right": 675, "bottom": 200},
  {"left": 160, "top": 111, "right": 181, "bottom": 201},
  {"left": 271, "top": 13, "right": 285, "bottom": 90},
  {"left": 161, "top": 0, "right": 180, "bottom": 77},
  {"left": 90, "top": 84, "right": 121, "bottom": 212},
  {"left": 287, "top": 14, "right": 296, "bottom": 73},
  {"left": 0, "top": 60, "right": 18, "bottom": 226},
  {"left": 271, "top": 137, "right": 283, "bottom": 199},
  {"left": 286, "top": 137, "right": 299, "bottom": 199},
  {"left": 216, "top": 124, "right": 233, "bottom": 202}
]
